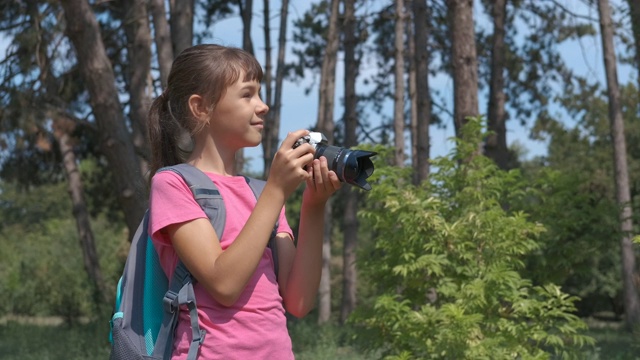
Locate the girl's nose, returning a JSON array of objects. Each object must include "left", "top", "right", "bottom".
[{"left": 257, "top": 99, "right": 269, "bottom": 115}]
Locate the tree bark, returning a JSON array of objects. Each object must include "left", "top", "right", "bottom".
[
  {"left": 123, "top": 0, "right": 152, "bottom": 170},
  {"left": 485, "top": 0, "right": 509, "bottom": 169},
  {"left": 408, "top": 6, "right": 418, "bottom": 176},
  {"left": 413, "top": 0, "right": 430, "bottom": 182},
  {"left": 627, "top": 0, "right": 640, "bottom": 100},
  {"left": 235, "top": 0, "right": 256, "bottom": 174},
  {"left": 316, "top": 0, "right": 340, "bottom": 325},
  {"left": 262, "top": 0, "right": 289, "bottom": 177},
  {"left": 340, "top": 0, "right": 359, "bottom": 324},
  {"left": 25, "top": 2, "right": 108, "bottom": 303},
  {"left": 238, "top": 0, "right": 255, "bottom": 55},
  {"left": 149, "top": 0, "right": 174, "bottom": 87},
  {"left": 59, "top": 0, "right": 147, "bottom": 237},
  {"left": 261, "top": 0, "right": 273, "bottom": 178},
  {"left": 597, "top": 0, "right": 640, "bottom": 330},
  {"left": 448, "top": 0, "right": 479, "bottom": 136},
  {"left": 393, "top": 0, "right": 406, "bottom": 167},
  {"left": 170, "top": 0, "right": 194, "bottom": 56},
  {"left": 53, "top": 115, "right": 109, "bottom": 304}
]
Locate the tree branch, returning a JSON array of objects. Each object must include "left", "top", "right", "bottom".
[{"left": 542, "top": 0, "right": 598, "bottom": 22}]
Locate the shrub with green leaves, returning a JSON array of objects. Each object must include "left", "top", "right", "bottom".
[
  {"left": 352, "top": 119, "right": 594, "bottom": 359},
  {"left": 0, "top": 179, "right": 126, "bottom": 320}
]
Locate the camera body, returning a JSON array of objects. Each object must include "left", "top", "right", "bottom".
[{"left": 294, "top": 132, "right": 376, "bottom": 191}]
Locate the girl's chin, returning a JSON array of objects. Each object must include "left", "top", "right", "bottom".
[{"left": 245, "top": 135, "right": 263, "bottom": 148}]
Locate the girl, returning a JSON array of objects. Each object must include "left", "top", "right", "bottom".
[{"left": 146, "top": 44, "right": 341, "bottom": 359}]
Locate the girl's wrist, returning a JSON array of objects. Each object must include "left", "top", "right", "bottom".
[
  {"left": 263, "top": 181, "right": 288, "bottom": 206},
  {"left": 301, "top": 193, "right": 328, "bottom": 211}
]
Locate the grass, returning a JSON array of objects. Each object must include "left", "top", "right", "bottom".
[
  {"left": 0, "top": 316, "right": 639, "bottom": 359},
  {"left": 0, "top": 320, "right": 111, "bottom": 360},
  {"left": 288, "top": 318, "right": 372, "bottom": 360},
  {"left": 583, "top": 327, "right": 640, "bottom": 360}
]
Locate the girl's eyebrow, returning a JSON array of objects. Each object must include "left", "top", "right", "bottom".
[{"left": 240, "top": 83, "right": 260, "bottom": 92}]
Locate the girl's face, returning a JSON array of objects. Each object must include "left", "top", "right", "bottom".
[{"left": 208, "top": 73, "right": 269, "bottom": 150}]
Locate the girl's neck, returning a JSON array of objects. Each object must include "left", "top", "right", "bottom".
[
  {"left": 187, "top": 155, "right": 237, "bottom": 176},
  {"left": 187, "top": 136, "right": 238, "bottom": 176}
]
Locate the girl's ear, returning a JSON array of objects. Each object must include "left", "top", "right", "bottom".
[{"left": 187, "top": 94, "right": 209, "bottom": 122}]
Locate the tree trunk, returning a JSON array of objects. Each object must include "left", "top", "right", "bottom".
[
  {"left": 262, "top": 0, "right": 289, "bottom": 177},
  {"left": 627, "top": 0, "right": 640, "bottom": 100},
  {"left": 59, "top": 0, "right": 147, "bottom": 237},
  {"left": 170, "top": 0, "right": 194, "bottom": 56},
  {"left": 149, "top": 0, "right": 174, "bottom": 87},
  {"left": 316, "top": 0, "right": 340, "bottom": 325},
  {"left": 340, "top": 0, "right": 359, "bottom": 324},
  {"left": 27, "top": 2, "right": 109, "bottom": 303},
  {"left": 485, "top": 0, "right": 509, "bottom": 169},
  {"left": 235, "top": 0, "right": 256, "bottom": 173},
  {"left": 413, "top": 0, "right": 430, "bottom": 182},
  {"left": 393, "top": 0, "right": 406, "bottom": 167},
  {"left": 448, "top": 0, "right": 479, "bottom": 136},
  {"left": 408, "top": 8, "right": 418, "bottom": 178},
  {"left": 53, "top": 115, "right": 109, "bottom": 304},
  {"left": 598, "top": 0, "right": 640, "bottom": 330},
  {"left": 238, "top": 0, "right": 255, "bottom": 55},
  {"left": 261, "top": 0, "right": 273, "bottom": 178},
  {"left": 123, "top": 0, "right": 152, "bottom": 171}
]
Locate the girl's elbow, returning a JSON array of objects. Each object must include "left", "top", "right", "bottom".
[
  {"left": 204, "top": 284, "right": 240, "bottom": 307},
  {"left": 216, "top": 294, "right": 239, "bottom": 307},
  {"left": 284, "top": 300, "right": 314, "bottom": 318},
  {"left": 285, "top": 307, "right": 306, "bottom": 319}
]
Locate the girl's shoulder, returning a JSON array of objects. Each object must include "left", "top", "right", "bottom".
[{"left": 151, "top": 168, "right": 189, "bottom": 191}]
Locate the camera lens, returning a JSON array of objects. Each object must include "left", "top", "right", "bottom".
[{"left": 315, "top": 144, "right": 376, "bottom": 191}]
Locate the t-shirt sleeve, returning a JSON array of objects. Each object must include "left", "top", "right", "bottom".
[{"left": 149, "top": 170, "right": 208, "bottom": 246}]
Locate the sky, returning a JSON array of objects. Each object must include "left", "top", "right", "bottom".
[
  {"left": 204, "top": 0, "right": 634, "bottom": 173},
  {"left": 0, "top": 0, "right": 634, "bottom": 174}
]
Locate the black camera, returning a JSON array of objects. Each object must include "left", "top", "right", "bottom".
[{"left": 294, "top": 132, "right": 377, "bottom": 191}]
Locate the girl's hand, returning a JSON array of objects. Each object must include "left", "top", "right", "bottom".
[
  {"left": 303, "top": 156, "right": 342, "bottom": 206},
  {"left": 268, "top": 130, "right": 316, "bottom": 199}
]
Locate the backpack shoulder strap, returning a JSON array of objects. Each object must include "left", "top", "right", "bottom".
[
  {"left": 164, "top": 163, "right": 226, "bottom": 240},
  {"left": 243, "top": 176, "right": 280, "bottom": 280}
]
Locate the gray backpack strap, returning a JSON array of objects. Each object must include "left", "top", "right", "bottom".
[
  {"left": 171, "top": 163, "right": 226, "bottom": 240},
  {"left": 243, "top": 176, "right": 280, "bottom": 280},
  {"left": 153, "top": 264, "right": 202, "bottom": 360}
]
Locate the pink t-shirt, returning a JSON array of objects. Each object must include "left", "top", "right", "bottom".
[{"left": 149, "top": 170, "right": 294, "bottom": 360}]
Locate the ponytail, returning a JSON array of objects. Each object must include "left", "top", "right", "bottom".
[{"left": 147, "top": 91, "right": 190, "bottom": 180}]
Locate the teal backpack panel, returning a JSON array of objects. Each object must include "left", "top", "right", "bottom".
[{"left": 143, "top": 235, "right": 168, "bottom": 355}]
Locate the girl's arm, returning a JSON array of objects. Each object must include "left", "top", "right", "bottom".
[
  {"left": 278, "top": 156, "right": 342, "bottom": 317},
  {"left": 167, "top": 130, "right": 316, "bottom": 307}
]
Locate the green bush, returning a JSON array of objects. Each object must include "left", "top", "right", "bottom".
[
  {"left": 352, "top": 119, "right": 595, "bottom": 359},
  {"left": 0, "top": 180, "right": 126, "bottom": 320},
  {"left": 512, "top": 167, "right": 622, "bottom": 316}
]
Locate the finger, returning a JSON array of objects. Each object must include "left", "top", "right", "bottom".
[
  {"left": 291, "top": 142, "right": 316, "bottom": 158},
  {"left": 328, "top": 171, "right": 342, "bottom": 189},
  {"left": 280, "top": 129, "right": 310, "bottom": 149},
  {"left": 305, "top": 163, "right": 315, "bottom": 189},
  {"left": 295, "top": 152, "right": 315, "bottom": 170},
  {"left": 314, "top": 158, "right": 324, "bottom": 187}
]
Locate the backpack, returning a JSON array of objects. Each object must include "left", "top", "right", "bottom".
[{"left": 109, "top": 163, "right": 279, "bottom": 360}]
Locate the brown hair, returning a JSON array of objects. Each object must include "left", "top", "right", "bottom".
[{"left": 147, "top": 44, "right": 263, "bottom": 178}]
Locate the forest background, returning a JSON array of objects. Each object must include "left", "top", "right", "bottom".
[{"left": 1, "top": 0, "right": 640, "bottom": 359}]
